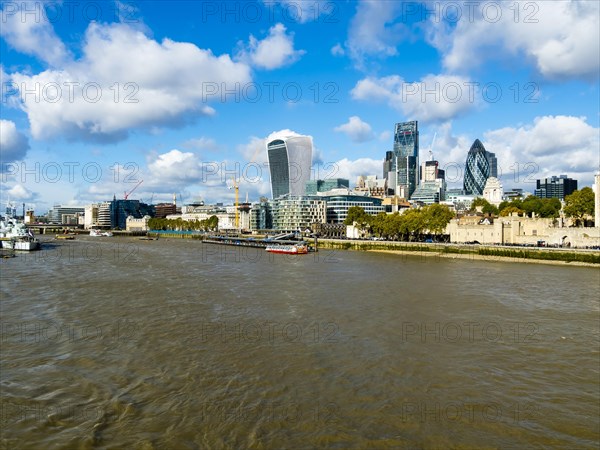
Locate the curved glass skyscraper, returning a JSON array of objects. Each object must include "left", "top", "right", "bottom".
[
  {"left": 463, "top": 139, "right": 497, "bottom": 195},
  {"left": 266, "top": 135, "right": 313, "bottom": 199}
]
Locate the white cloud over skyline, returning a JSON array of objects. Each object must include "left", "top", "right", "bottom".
[
  {"left": 351, "top": 74, "right": 478, "bottom": 123},
  {"left": 236, "top": 23, "right": 305, "bottom": 70},
  {"left": 426, "top": 1, "right": 600, "bottom": 80},
  {"left": 334, "top": 116, "right": 375, "bottom": 143},
  {"left": 0, "top": 120, "right": 30, "bottom": 163},
  {"left": 7, "top": 21, "right": 252, "bottom": 142}
]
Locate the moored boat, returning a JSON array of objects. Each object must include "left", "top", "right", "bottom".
[
  {"left": 265, "top": 244, "right": 308, "bottom": 255},
  {"left": 0, "top": 218, "right": 40, "bottom": 250},
  {"left": 55, "top": 234, "right": 75, "bottom": 240}
]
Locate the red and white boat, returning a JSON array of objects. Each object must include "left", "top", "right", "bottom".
[{"left": 265, "top": 244, "right": 308, "bottom": 255}]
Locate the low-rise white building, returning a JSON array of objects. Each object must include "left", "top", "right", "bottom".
[
  {"left": 126, "top": 215, "right": 151, "bottom": 231},
  {"left": 483, "top": 177, "right": 504, "bottom": 206},
  {"left": 168, "top": 205, "right": 250, "bottom": 231}
]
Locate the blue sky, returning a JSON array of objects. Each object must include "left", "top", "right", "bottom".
[{"left": 1, "top": 0, "right": 599, "bottom": 212}]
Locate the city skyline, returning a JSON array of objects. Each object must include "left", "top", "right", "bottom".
[{"left": 1, "top": 1, "right": 599, "bottom": 211}]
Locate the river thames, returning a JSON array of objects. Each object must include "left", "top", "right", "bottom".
[{"left": 1, "top": 237, "right": 599, "bottom": 449}]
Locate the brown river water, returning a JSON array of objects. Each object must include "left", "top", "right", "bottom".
[{"left": 1, "top": 236, "right": 599, "bottom": 449}]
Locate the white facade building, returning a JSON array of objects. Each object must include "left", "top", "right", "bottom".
[
  {"left": 483, "top": 177, "right": 504, "bottom": 206},
  {"left": 126, "top": 215, "right": 151, "bottom": 231}
]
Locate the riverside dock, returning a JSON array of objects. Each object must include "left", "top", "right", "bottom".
[{"left": 203, "top": 235, "right": 311, "bottom": 249}]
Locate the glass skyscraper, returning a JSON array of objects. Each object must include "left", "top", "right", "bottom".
[
  {"left": 390, "top": 121, "right": 419, "bottom": 199},
  {"left": 266, "top": 135, "right": 313, "bottom": 199},
  {"left": 463, "top": 139, "right": 497, "bottom": 195}
]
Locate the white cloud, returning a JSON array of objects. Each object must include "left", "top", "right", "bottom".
[
  {"left": 323, "top": 158, "right": 383, "bottom": 185},
  {"left": 426, "top": 1, "right": 600, "bottom": 80},
  {"left": 0, "top": 120, "right": 30, "bottom": 163},
  {"left": 183, "top": 137, "right": 218, "bottom": 151},
  {"left": 0, "top": 1, "right": 70, "bottom": 67},
  {"left": 424, "top": 117, "right": 599, "bottom": 189},
  {"left": 5, "top": 184, "right": 37, "bottom": 201},
  {"left": 266, "top": 128, "right": 306, "bottom": 143},
  {"left": 238, "top": 136, "right": 268, "bottom": 166},
  {"left": 379, "top": 130, "right": 391, "bottom": 141},
  {"left": 9, "top": 22, "right": 252, "bottom": 142},
  {"left": 331, "top": 43, "right": 345, "bottom": 56},
  {"left": 482, "top": 115, "right": 599, "bottom": 182},
  {"left": 351, "top": 74, "right": 478, "bottom": 122},
  {"left": 147, "top": 150, "right": 204, "bottom": 182},
  {"left": 334, "top": 116, "right": 375, "bottom": 143},
  {"left": 345, "top": 1, "right": 409, "bottom": 67},
  {"left": 237, "top": 23, "right": 305, "bottom": 70}
]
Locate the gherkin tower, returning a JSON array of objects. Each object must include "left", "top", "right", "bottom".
[{"left": 463, "top": 139, "right": 496, "bottom": 195}]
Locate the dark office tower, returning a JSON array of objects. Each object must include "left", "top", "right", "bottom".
[
  {"left": 534, "top": 175, "right": 578, "bottom": 200},
  {"left": 391, "top": 121, "right": 419, "bottom": 199},
  {"left": 487, "top": 152, "right": 498, "bottom": 178},
  {"left": 266, "top": 135, "right": 313, "bottom": 199},
  {"left": 383, "top": 151, "right": 394, "bottom": 180},
  {"left": 463, "top": 139, "right": 494, "bottom": 195}
]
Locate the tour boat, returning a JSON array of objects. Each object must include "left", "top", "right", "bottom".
[
  {"left": 265, "top": 244, "right": 308, "bottom": 255},
  {"left": 0, "top": 218, "right": 40, "bottom": 251}
]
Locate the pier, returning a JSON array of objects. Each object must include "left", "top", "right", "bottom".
[{"left": 203, "top": 235, "right": 309, "bottom": 249}]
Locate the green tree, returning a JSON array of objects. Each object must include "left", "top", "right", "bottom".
[
  {"left": 564, "top": 187, "right": 595, "bottom": 226},
  {"left": 344, "top": 206, "right": 367, "bottom": 226},
  {"left": 371, "top": 212, "right": 388, "bottom": 237},
  {"left": 521, "top": 195, "right": 543, "bottom": 217},
  {"left": 385, "top": 213, "right": 403, "bottom": 240},
  {"left": 499, "top": 206, "right": 524, "bottom": 217},
  {"left": 422, "top": 204, "right": 455, "bottom": 236},
  {"left": 401, "top": 209, "right": 425, "bottom": 241},
  {"left": 207, "top": 215, "right": 219, "bottom": 231},
  {"left": 344, "top": 206, "right": 373, "bottom": 235},
  {"left": 538, "top": 198, "right": 561, "bottom": 218},
  {"left": 470, "top": 197, "right": 498, "bottom": 215}
]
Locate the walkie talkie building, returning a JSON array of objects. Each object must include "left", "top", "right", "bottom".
[{"left": 266, "top": 135, "right": 313, "bottom": 199}]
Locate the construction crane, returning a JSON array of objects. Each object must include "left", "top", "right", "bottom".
[
  {"left": 224, "top": 145, "right": 262, "bottom": 231},
  {"left": 124, "top": 180, "right": 143, "bottom": 200},
  {"left": 228, "top": 177, "right": 240, "bottom": 229},
  {"left": 429, "top": 132, "right": 437, "bottom": 161}
]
